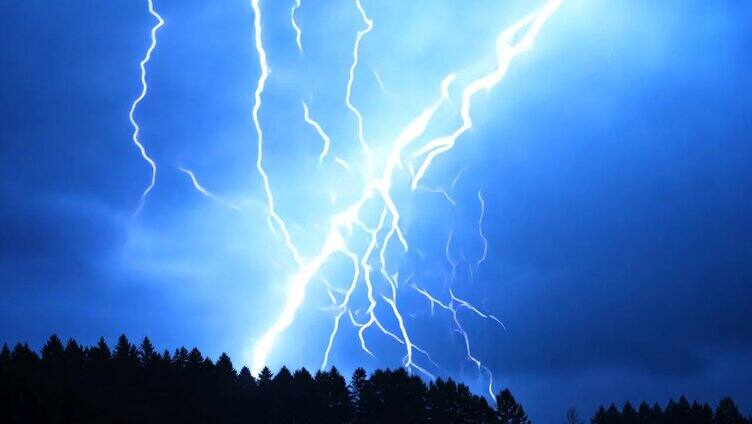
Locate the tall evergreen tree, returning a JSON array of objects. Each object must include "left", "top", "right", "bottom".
[
  {"left": 216, "top": 353, "right": 235, "bottom": 377},
  {"left": 113, "top": 334, "right": 137, "bottom": 363},
  {"left": 186, "top": 347, "right": 203, "bottom": 369},
  {"left": 257, "top": 366, "right": 273, "bottom": 386},
  {"left": 689, "top": 400, "right": 714, "bottom": 424},
  {"left": 605, "top": 404, "right": 621, "bottom": 423},
  {"left": 41, "top": 334, "right": 64, "bottom": 363},
  {"left": 238, "top": 366, "right": 257, "bottom": 390},
  {"left": 0, "top": 343, "right": 10, "bottom": 361},
  {"left": 714, "top": 397, "right": 746, "bottom": 424},
  {"left": 591, "top": 405, "right": 608, "bottom": 424},
  {"left": 138, "top": 337, "right": 157, "bottom": 367},
  {"left": 622, "top": 401, "right": 638, "bottom": 424},
  {"left": 496, "top": 388, "right": 531, "bottom": 424}
]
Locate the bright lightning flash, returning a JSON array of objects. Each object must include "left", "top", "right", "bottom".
[{"left": 246, "top": 0, "right": 563, "bottom": 389}]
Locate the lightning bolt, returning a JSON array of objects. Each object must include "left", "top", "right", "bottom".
[
  {"left": 250, "top": 0, "right": 303, "bottom": 269},
  {"left": 411, "top": 282, "right": 505, "bottom": 399},
  {"left": 345, "top": 0, "right": 374, "bottom": 177},
  {"left": 301, "top": 101, "right": 331, "bottom": 165},
  {"left": 451, "top": 166, "right": 471, "bottom": 195},
  {"left": 178, "top": 167, "right": 241, "bottom": 211},
  {"left": 129, "top": 0, "right": 164, "bottom": 215},
  {"left": 416, "top": 185, "right": 456, "bottom": 206},
  {"left": 371, "top": 68, "right": 397, "bottom": 98},
  {"left": 411, "top": 0, "right": 563, "bottom": 189},
  {"left": 291, "top": 0, "right": 303, "bottom": 54},
  {"left": 476, "top": 190, "right": 488, "bottom": 269},
  {"left": 244, "top": 0, "right": 562, "bottom": 384}
]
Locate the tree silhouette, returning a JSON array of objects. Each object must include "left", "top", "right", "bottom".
[
  {"left": 496, "top": 388, "right": 531, "bottom": 424},
  {"left": 564, "top": 407, "right": 583, "bottom": 424},
  {"left": 715, "top": 397, "right": 747, "bottom": 424},
  {"left": 591, "top": 405, "right": 608, "bottom": 424},
  {"left": 138, "top": 337, "right": 157, "bottom": 367},
  {"left": 2, "top": 334, "right": 751, "bottom": 424}
]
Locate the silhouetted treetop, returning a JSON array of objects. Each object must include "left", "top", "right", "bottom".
[{"left": 2, "top": 334, "right": 750, "bottom": 424}]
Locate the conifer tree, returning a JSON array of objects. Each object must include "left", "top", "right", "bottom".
[{"left": 496, "top": 388, "right": 531, "bottom": 424}]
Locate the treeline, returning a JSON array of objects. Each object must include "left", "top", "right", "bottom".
[
  {"left": 0, "top": 334, "right": 531, "bottom": 423},
  {"left": 2, "top": 335, "right": 749, "bottom": 423},
  {"left": 588, "top": 397, "right": 751, "bottom": 424}
]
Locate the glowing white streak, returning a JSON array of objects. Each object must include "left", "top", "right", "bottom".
[
  {"left": 413, "top": 345, "right": 441, "bottom": 370},
  {"left": 291, "top": 0, "right": 303, "bottom": 54},
  {"left": 371, "top": 68, "right": 396, "bottom": 98},
  {"left": 411, "top": 0, "right": 563, "bottom": 189},
  {"left": 254, "top": 77, "right": 452, "bottom": 373},
  {"left": 345, "top": 0, "right": 374, "bottom": 176},
  {"left": 348, "top": 309, "right": 364, "bottom": 327},
  {"left": 129, "top": 0, "right": 164, "bottom": 215},
  {"left": 250, "top": 0, "right": 303, "bottom": 268},
  {"left": 476, "top": 190, "right": 488, "bottom": 268},
  {"left": 334, "top": 156, "right": 352, "bottom": 172},
  {"left": 381, "top": 294, "right": 435, "bottom": 379},
  {"left": 321, "top": 309, "right": 345, "bottom": 370},
  {"left": 320, "top": 279, "right": 339, "bottom": 305},
  {"left": 453, "top": 309, "right": 481, "bottom": 369},
  {"left": 251, "top": 0, "right": 561, "bottom": 376},
  {"left": 252, "top": 231, "right": 344, "bottom": 374},
  {"left": 416, "top": 185, "right": 456, "bottom": 206},
  {"left": 485, "top": 367, "right": 496, "bottom": 401},
  {"left": 445, "top": 230, "right": 460, "bottom": 281},
  {"left": 326, "top": 223, "right": 414, "bottom": 360},
  {"left": 301, "top": 101, "right": 331, "bottom": 165},
  {"left": 450, "top": 288, "right": 507, "bottom": 331},
  {"left": 412, "top": 284, "right": 446, "bottom": 314},
  {"left": 441, "top": 73, "right": 457, "bottom": 101},
  {"left": 451, "top": 166, "right": 471, "bottom": 194},
  {"left": 178, "top": 167, "right": 240, "bottom": 210},
  {"left": 354, "top": 208, "right": 390, "bottom": 356},
  {"left": 413, "top": 282, "right": 503, "bottom": 391}
]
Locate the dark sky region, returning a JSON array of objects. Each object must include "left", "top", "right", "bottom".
[{"left": 1, "top": 0, "right": 751, "bottom": 422}]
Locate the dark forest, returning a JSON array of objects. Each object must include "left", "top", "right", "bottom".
[{"left": 1, "top": 335, "right": 749, "bottom": 423}]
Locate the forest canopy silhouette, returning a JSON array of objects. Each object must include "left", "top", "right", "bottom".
[{"left": 1, "top": 334, "right": 749, "bottom": 423}]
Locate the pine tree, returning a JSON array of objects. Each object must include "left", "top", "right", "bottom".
[
  {"left": 350, "top": 367, "right": 368, "bottom": 402},
  {"left": 186, "top": 347, "right": 203, "bottom": 368},
  {"left": 0, "top": 343, "right": 11, "bottom": 367},
  {"left": 714, "top": 397, "right": 746, "bottom": 424},
  {"left": 113, "top": 334, "right": 137, "bottom": 364},
  {"left": 215, "top": 353, "right": 235, "bottom": 378},
  {"left": 257, "top": 366, "right": 273, "bottom": 386},
  {"left": 496, "top": 388, "right": 531, "bottom": 424},
  {"left": 172, "top": 347, "right": 188, "bottom": 368},
  {"left": 637, "top": 401, "right": 652, "bottom": 423},
  {"left": 63, "top": 339, "right": 84, "bottom": 373},
  {"left": 92, "top": 337, "right": 111, "bottom": 361},
  {"left": 238, "top": 366, "right": 256, "bottom": 390},
  {"left": 41, "top": 334, "right": 65, "bottom": 363},
  {"left": 652, "top": 402, "right": 664, "bottom": 421},
  {"left": 318, "top": 367, "right": 352, "bottom": 423},
  {"left": 605, "top": 404, "right": 621, "bottom": 423},
  {"left": 139, "top": 337, "right": 157, "bottom": 367},
  {"left": 622, "top": 400, "right": 638, "bottom": 424},
  {"left": 591, "top": 406, "right": 607, "bottom": 424},
  {"left": 688, "top": 400, "right": 713, "bottom": 424}
]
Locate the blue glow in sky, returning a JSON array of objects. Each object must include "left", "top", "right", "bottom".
[{"left": 1, "top": 0, "right": 751, "bottom": 422}]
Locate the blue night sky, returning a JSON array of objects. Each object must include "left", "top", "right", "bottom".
[{"left": 1, "top": 0, "right": 751, "bottom": 422}]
